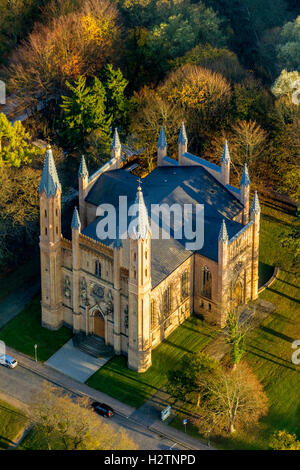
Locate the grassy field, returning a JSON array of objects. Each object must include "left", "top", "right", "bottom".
[
  {"left": 87, "top": 316, "right": 217, "bottom": 408},
  {"left": 0, "top": 400, "right": 27, "bottom": 450},
  {"left": 0, "top": 296, "right": 73, "bottom": 362},
  {"left": 172, "top": 201, "right": 300, "bottom": 449},
  {"left": 0, "top": 257, "right": 40, "bottom": 303}
]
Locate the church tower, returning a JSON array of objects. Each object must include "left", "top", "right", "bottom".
[
  {"left": 78, "top": 156, "right": 89, "bottom": 229},
  {"left": 128, "top": 183, "right": 152, "bottom": 372},
  {"left": 218, "top": 219, "right": 229, "bottom": 327},
  {"left": 39, "top": 145, "right": 63, "bottom": 330},
  {"left": 250, "top": 191, "right": 261, "bottom": 300}
]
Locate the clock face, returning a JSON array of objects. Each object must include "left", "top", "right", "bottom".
[{"left": 92, "top": 284, "right": 104, "bottom": 300}]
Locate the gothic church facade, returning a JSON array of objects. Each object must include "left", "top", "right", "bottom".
[{"left": 39, "top": 123, "right": 261, "bottom": 372}]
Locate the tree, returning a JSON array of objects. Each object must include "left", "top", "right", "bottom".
[
  {"left": 103, "top": 64, "right": 129, "bottom": 128},
  {"left": 167, "top": 352, "right": 220, "bottom": 407},
  {"left": 7, "top": 0, "right": 119, "bottom": 109},
  {"left": 0, "top": 165, "right": 40, "bottom": 267},
  {"left": 269, "top": 430, "right": 300, "bottom": 450},
  {"left": 224, "top": 311, "right": 246, "bottom": 369},
  {"left": 277, "top": 16, "right": 300, "bottom": 71},
  {"left": 271, "top": 69, "right": 300, "bottom": 98},
  {"left": 192, "top": 363, "right": 268, "bottom": 435},
  {"left": 30, "top": 382, "right": 137, "bottom": 450},
  {"left": 0, "top": 113, "right": 40, "bottom": 167},
  {"left": 60, "top": 75, "right": 111, "bottom": 150}
]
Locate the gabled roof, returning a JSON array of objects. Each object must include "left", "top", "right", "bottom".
[
  {"left": 83, "top": 166, "right": 244, "bottom": 275},
  {"left": 39, "top": 145, "right": 61, "bottom": 197}
]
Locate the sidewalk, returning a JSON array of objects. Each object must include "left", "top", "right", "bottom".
[{"left": 6, "top": 345, "right": 211, "bottom": 450}]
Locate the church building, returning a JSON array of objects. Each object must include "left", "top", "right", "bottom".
[{"left": 39, "top": 123, "right": 261, "bottom": 372}]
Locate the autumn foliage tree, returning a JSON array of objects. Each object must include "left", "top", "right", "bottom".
[
  {"left": 192, "top": 363, "right": 268, "bottom": 436},
  {"left": 29, "top": 382, "right": 137, "bottom": 450},
  {"left": 7, "top": 0, "right": 119, "bottom": 110}
]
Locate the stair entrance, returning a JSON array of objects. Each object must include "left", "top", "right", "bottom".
[
  {"left": 73, "top": 332, "right": 114, "bottom": 358},
  {"left": 94, "top": 311, "right": 105, "bottom": 338}
]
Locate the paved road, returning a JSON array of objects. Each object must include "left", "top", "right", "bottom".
[{"left": 0, "top": 363, "right": 185, "bottom": 450}]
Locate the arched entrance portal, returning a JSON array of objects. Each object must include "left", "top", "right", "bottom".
[
  {"left": 232, "top": 280, "right": 244, "bottom": 308},
  {"left": 94, "top": 311, "right": 105, "bottom": 339}
]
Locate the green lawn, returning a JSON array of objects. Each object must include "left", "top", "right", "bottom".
[
  {"left": 171, "top": 201, "right": 300, "bottom": 449},
  {"left": 87, "top": 316, "right": 217, "bottom": 408},
  {"left": 0, "top": 257, "right": 40, "bottom": 303},
  {"left": 0, "top": 296, "right": 73, "bottom": 362},
  {"left": 0, "top": 400, "right": 28, "bottom": 450}
]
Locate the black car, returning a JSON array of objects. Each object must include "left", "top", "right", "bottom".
[{"left": 91, "top": 401, "right": 114, "bottom": 418}]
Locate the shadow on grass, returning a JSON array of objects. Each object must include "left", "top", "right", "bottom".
[
  {"left": 259, "top": 325, "right": 295, "bottom": 343},
  {"left": 266, "top": 287, "right": 300, "bottom": 303}
]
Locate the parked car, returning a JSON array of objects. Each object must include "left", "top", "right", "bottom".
[
  {"left": 0, "top": 354, "right": 18, "bottom": 368},
  {"left": 91, "top": 402, "right": 114, "bottom": 418}
]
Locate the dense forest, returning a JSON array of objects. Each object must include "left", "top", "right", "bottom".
[{"left": 0, "top": 0, "right": 299, "bottom": 267}]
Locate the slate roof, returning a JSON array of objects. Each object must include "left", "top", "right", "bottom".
[
  {"left": 83, "top": 165, "right": 244, "bottom": 287},
  {"left": 251, "top": 191, "right": 261, "bottom": 214}
]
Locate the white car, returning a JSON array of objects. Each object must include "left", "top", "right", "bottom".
[{"left": 0, "top": 354, "right": 18, "bottom": 368}]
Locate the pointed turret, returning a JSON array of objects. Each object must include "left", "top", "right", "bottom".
[
  {"left": 241, "top": 163, "right": 250, "bottom": 186},
  {"left": 111, "top": 128, "right": 122, "bottom": 166},
  {"left": 221, "top": 140, "right": 231, "bottom": 163},
  {"left": 218, "top": 219, "right": 228, "bottom": 243},
  {"left": 240, "top": 163, "right": 250, "bottom": 225},
  {"left": 71, "top": 206, "right": 81, "bottom": 232},
  {"left": 129, "top": 183, "right": 150, "bottom": 240},
  {"left": 251, "top": 191, "right": 261, "bottom": 214},
  {"left": 78, "top": 155, "right": 88, "bottom": 179},
  {"left": 178, "top": 121, "right": 188, "bottom": 165},
  {"left": 221, "top": 140, "right": 230, "bottom": 186},
  {"left": 39, "top": 144, "right": 61, "bottom": 197},
  {"left": 157, "top": 125, "right": 167, "bottom": 167}
]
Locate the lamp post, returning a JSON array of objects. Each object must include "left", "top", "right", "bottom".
[
  {"left": 34, "top": 344, "right": 38, "bottom": 362},
  {"left": 208, "top": 429, "right": 211, "bottom": 447},
  {"left": 183, "top": 418, "right": 187, "bottom": 433}
]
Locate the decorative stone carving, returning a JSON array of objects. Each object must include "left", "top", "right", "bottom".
[
  {"left": 64, "top": 276, "right": 71, "bottom": 299},
  {"left": 92, "top": 283, "right": 104, "bottom": 301},
  {"left": 80, "top": 277, "right": 88, "bottom": 306}
]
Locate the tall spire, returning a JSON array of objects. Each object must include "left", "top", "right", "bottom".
[
  {"left": 178, "top": 121, "right": 187, "bottom": 145},
  {"left": 157, "top": 125, "right": 167, "bottom": 149},
  {"left": 39, "top": 144, "right": 61, "bottom": 197},
  {"left": 71, "top": 206, "right": 81, "bottom": 231},
  {"left": 251, "top": 191, "right": 261, "bottom": 214},
  {"left": 241, "top": 163, "right": 250, "bottom": 186},
  {"left": 78, "top": 155, "right": 88, "bottom": 178},
  {"left": 129, "top": 184, "right": 150, "bottom": 240},
  {"left": 219, "top": 219, "right": 228, "bottom": 242},
  {"left": 221, "top": 140, "right": 231, "bottom": 163},
  {"left": 111, "top": 128, "right": 121, "bottom": 151}
]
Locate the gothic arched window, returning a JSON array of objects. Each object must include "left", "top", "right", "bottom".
[
  {"left": 201, "top": 266, "right": 212, "bottom": 299},
  {"left": 95, "top": 261, "right": 101, "bottom": 278}
]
